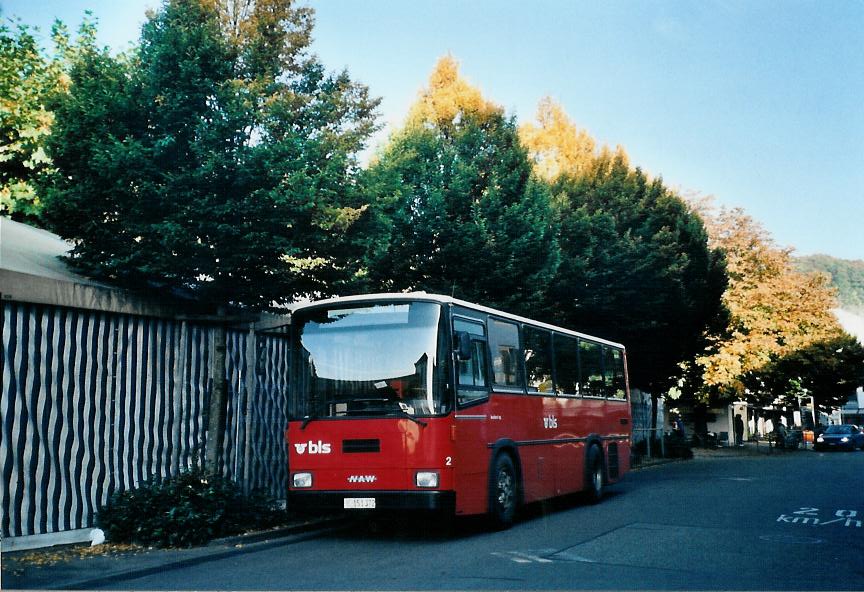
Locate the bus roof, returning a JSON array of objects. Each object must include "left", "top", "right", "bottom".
[{"left": 291, "top": 292, "right": 626, "bottom": 350}]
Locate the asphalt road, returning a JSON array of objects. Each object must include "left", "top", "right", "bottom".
[{"left": 95, "top": 450, "right": 864, "bottom": 590}]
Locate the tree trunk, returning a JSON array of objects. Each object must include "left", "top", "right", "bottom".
[
  {"left": 205, "top": 312, "right": 228, "bottom": 473},
  {"left": 693, "top": 404, "right": 708, "bottom": 437}
]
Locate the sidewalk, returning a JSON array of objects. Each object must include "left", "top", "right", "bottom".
[
  {"left": 633, "top": 438, "right": 812, "bottom": 468},
  {"left": 692, "top": 439, "right": 813, "bottom": 458},
  {"left": 2, "top": 516, "right": 345, "bottom": 590}
]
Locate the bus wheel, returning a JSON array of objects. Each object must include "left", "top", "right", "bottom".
[
  {"left": 489, "top": 453, "right": 518, "bottom": 529},
  {"left": 585, "top": 445, "right": 604, "bottom": 504}
]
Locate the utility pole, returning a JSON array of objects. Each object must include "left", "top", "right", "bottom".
[{"left": 810, "top": 394, "right": 816, "bottom": 428}]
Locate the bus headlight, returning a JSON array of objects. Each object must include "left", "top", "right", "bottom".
[
  {"left": 415, "top": 471, "right": 439, "bottom": 488},
  {"left": 292, "top": 472, "right": 313, "bottom": 488}
]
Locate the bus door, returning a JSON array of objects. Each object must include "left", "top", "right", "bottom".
[
  {"left": 603, "top": 346, "right": 631, "bottom": 479},
  {"left": 451, "top": 317, "right": 490, "bottom": 515}
]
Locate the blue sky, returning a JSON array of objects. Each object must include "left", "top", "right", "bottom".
[{"left": 4, "top": 0, "right": 862, "bottom": 261}]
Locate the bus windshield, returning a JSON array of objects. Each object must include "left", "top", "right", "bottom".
[{"left": 292, "top": 302, "right": 449, "bottom": 419}]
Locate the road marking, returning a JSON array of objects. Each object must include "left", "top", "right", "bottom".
[
  {"left": 550, "top": 549, "right": 598, "bottom": 563},
  {"left": 492, "top": 549, "right": 597, "bottom": 564},
  {"left": 759, "top": 534, "right": 823, "bottom": 545},
  {"left": 492, "top": 550, "right": 556, "bottom": 564},
  {"left": 776, "top": 507, "right": 862, "bottom": 529}
]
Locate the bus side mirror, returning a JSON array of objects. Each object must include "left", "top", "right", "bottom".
[{"left": 455, "top": 331, "right": 472, "bottom": 362}]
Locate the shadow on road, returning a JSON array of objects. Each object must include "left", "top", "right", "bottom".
[{"left": 333, "top": 488, "right": 626, "bottom": 542}]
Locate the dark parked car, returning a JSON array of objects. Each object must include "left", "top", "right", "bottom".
[{"left": 814, "top": 424, "right": 864, "bottom": 451}]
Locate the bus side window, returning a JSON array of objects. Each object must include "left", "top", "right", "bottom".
[
  {"left": 454, "top": 318, "right": 489, "bottom": 406},
  {"left": 579, "top": 340, "right": 604, "bottom": 397},
  {"left": 554, "top": 333, "right": 580, "bottom": 396},
  {"left": 607, "top": 347, "right": 627, "bottom": 400},
  {"left": 488, "top": 319, "right": 521, "bottom": 389},
  {"left": 457, "top": 341, "right": 487, "bottom": 387},
  {"left": 524, "top": 326, "right": 554, "bottom": 393}
]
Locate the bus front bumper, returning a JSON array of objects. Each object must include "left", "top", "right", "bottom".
[{"left": 288, "top": 490, "right": 456, "bottom": 513}]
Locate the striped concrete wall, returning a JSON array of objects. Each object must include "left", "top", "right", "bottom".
[
  {"left": 249, "top": 332, "right": 290, "bottom": 498},
  {"left": 0, "top": 301, "right": 289, "bottom": 539}
]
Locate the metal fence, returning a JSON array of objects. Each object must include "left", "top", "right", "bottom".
[
  {"left": 631, "top": 389, "right": 665, "bottom": 458},
  {"left": 0, "top": 301, "right": 289, "bottom": 540}
]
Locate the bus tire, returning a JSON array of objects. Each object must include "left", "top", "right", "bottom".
[
  {"left": 585, "top": 445, "right": 604, "bottom": 504},
  {"left": 489, "top": 453, "right": 518, "bottom": 529}
]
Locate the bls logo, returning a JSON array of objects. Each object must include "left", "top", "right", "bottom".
[
  {"left": 294, "top": 440, "right": 332, "bottom": 454},
  {"left": 543, "top": 416, "right": 558, "bottom": 429}
]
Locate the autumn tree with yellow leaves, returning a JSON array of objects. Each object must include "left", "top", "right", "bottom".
[
  {"left": 519, "top": 97, "right": 860, "bottom": 408},
  {"left": 519, "top": 96, "right": 629, "bottom": 182},
  {"left": 404, "top": 54, "right": 501, "bottom": 130},
  {"left": 693, "top": 204, "right": 862, "bottom": 408}
]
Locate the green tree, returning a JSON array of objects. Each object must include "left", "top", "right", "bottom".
[
  {"left": 520, "top": 100, "right": 726, "bottom": 393},
  {"left": 552, "top": 160, "right": 725, "bottom": 392},
  {"left": 364, "top": 57, "right": 559, "bottom": 316},
  {"left": 753, "top": 335, "right": 864, "bottom": 412},
  {"left": 41, "top": 0, "right": 378, "bottom": 307},
  {"left": 0, "top": 17, "right": 83, "bottom": 220},
  {"left": 39, "top": 0, "right": 379, "bottom": 468}
]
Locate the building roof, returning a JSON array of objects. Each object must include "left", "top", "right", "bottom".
[
  {"left": 0, "top": 217, "right": 104, "bottom": 286},
  {"left": 0, "top": 217, "right": 184, "bottom": 317},
  {"left": 0, "top": 218, "right": 289, "bottom": 329}
]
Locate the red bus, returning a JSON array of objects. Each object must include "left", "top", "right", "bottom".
[{"left": 286, "top": 293, "right": 631, "bottom": 527}]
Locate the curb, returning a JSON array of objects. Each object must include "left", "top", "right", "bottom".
[
  {"left": 207, "top": 515, "right": 346, "bottom": 547},
  {"left": 49, "top": 517, "right": 347, "bottom": 591},
  {"left": 630, "top": 457, "right": 683, "bottom": 470},
  {"left": 631, "top": 443, "right": 804, "bottom": 468}
]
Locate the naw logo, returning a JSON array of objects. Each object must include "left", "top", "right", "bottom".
[
  {"left": 348, "top": 475, "right": 377, "bottom": 483},
  {"left": 294, "top": 440, "right": 332, "bottom": 455}
]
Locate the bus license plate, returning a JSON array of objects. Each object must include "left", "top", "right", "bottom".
[{"left": 343, "top": 497, "right": 376, "bottom": 509}]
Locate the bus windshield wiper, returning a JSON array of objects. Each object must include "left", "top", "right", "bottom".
[
  {"left": 300, "top": 414, "right": 318, "bottom": 430},
  {"left": 394, "top": 407, "right": 428, "bottom": 428},
  {"left": 351, "top": 402, "right": 428, "bottom": 427}
]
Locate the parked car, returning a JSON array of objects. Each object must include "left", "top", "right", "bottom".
[
  {"left": 771, "top": 426, "right": 802, "bottom": 450},
  {"left": 814, "top": 424, "right": 864, "bottom": 451}
]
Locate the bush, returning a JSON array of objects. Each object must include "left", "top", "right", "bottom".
[{"left": 97, "top": 468, "right": 281, "bottom": 548}]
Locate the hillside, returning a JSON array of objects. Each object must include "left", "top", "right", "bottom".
[{"left": 795, "top": 254, "right": 864, "bottom": 314}]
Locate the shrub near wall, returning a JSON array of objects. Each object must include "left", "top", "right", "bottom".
[{"left": 97, "top": 468, "right": 280, "bottom": 548}]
